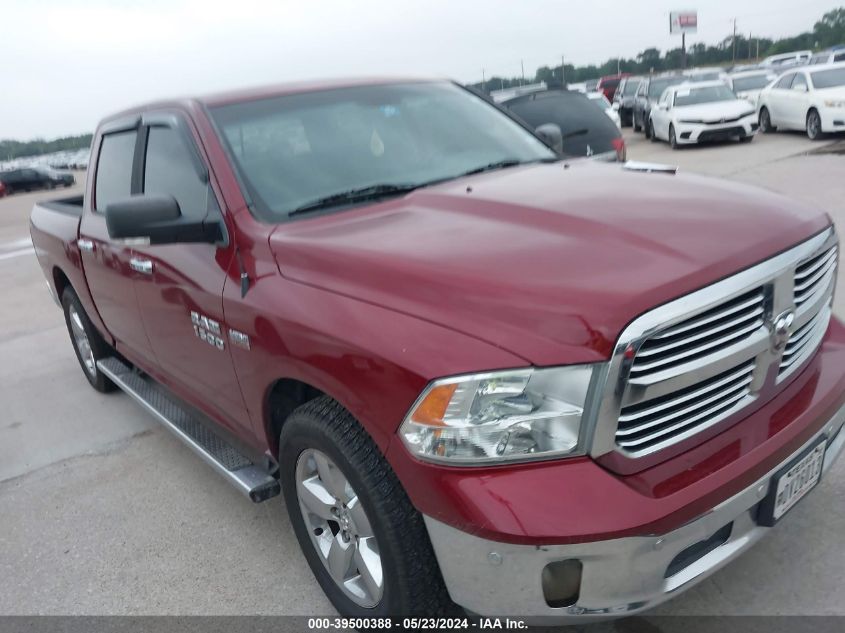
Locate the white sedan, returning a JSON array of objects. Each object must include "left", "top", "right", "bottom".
[
  {"left": 649, "top": 81, "right": 758, "bottom": 148},
  {"left": 586, "top": 91, "right": 621, "bottom": 129},
  {"left": 757, "top": 62, "right": 845, "bottom": 140}
]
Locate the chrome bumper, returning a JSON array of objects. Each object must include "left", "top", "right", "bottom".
[{"left": 424, "top": 403, "right": 845, "bottom": 621}]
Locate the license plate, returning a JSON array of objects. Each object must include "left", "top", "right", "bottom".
[{"left": 758, "top": 438, "right": 826, "bottom": 527}]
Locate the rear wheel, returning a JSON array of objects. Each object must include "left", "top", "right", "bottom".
[
  {"left": 759, "top": 107, "right": 775, "bottom": 133},
  {"left": 806, "top": 109, "right": 823, "bottom": 140},
  {"left": 62, "top": 288, "right": 117, "bottom": 392},
  {"left": 279, "top": 397, "right": 454, "bottom": 617}
]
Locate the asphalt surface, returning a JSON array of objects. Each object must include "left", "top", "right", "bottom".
[{"left": 1, "top": 129, "right": 844, "bottom": 616}]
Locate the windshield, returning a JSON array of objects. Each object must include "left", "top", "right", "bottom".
[
  {"left": 689, "top": 72, "right": 722, "bottom": 81},
  {"left": 732, "top": 74, "right": 773, "bottom": 91},
  {"left": 674, "top": 85, "right": 737, "bottom": 106},
  {"left": 210, "top": 82, "right": 554, "bottom": 221},
  {"left": 648, "top": 76, "right": 684, "bottom": 99},
  {"left": 622, "top": 79, "right": 641, "bottom": 95},
  {"left": 811, "top": 68, "right": 845, "bottom": 89}
]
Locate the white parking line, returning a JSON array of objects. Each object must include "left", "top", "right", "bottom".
[{"left": 0, "top": 247, "right": 34, "bottom": 261}]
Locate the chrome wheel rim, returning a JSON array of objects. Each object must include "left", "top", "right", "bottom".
[
  {"left": 68, "top": 304, "right": 96, "bottom": 377},
  {"left": 296, "top": 449, "right": 383, "bottom": 608},
  {"left": 808, "top": 113, "right": 820, "bottom": 138}
]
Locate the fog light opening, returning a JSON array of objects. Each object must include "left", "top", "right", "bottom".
[{"left": 542, "top": 559, "right": 582, "bottom": 608}]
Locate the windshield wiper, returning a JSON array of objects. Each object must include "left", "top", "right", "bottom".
[
  {"left": 459, "top": 157, "right": 559, "bottom": 178},
  {"left": 562, "top": 128, "right": 589, "bottom": 139},
  {"left": 289, "top": 183, "right": 422, "bottom": 216}
]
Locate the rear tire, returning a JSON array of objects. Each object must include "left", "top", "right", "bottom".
[
  {"left": 61, "top": 288, "right": 117, "bottom": 393},
  {"left": 279, "top": 397, "right": 455, "bottom": 618}
]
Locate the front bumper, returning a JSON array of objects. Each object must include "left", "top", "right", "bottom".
[
  {"left": 675, "top": 117, "right": 758, "bottom": 144},
  {"left": 819, "top": 106, "right": 845, "bottom": 133},
  {"left": 425, "top": 402, "right": 845, "bottom": 621}
]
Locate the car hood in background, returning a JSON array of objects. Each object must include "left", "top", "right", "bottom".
[
  {"left": 269, "top": 161, "right": 828, "bottom": 367},
  {"left": 673, "top": 100, "right": 756, "bottom": 121}
]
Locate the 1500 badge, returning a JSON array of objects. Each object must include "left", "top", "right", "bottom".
[{"left": 191, "top": 311, "right": 225, "bottom": 350}]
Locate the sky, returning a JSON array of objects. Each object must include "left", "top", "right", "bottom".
[{"left": 1, "top": 0, "right": 839, "bottom": 139}]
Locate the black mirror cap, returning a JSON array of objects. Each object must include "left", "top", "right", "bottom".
[
  {"left": 105, "top": 194, "right": 223, "bottom": 245},
  {"left": 535, "top": 123, "right": 564, "bottom": 155}
]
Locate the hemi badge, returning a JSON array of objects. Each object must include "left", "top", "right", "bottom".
[{"left": 230, "top": 329, "right": 251, "bottom": 350}]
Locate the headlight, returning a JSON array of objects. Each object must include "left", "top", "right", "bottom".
[
  {"left": 399, "top": 365, "right": 600, "bottom": 465},
  {"left": 678, "top": 119, "right": 704, "bottom": 124},
  {"left": 824, "top": 99, "right": 845, "bottom": 108},
  {"left": 741, "top": 110, "right": 756, "bottom": 118}
]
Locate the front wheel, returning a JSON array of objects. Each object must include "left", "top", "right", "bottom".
[
  {"left": 669, "top": 124, "right": 679, "bottom": 149},
  {"left": 279, "top": 397, "right": 454, "bottom": 617},
  {"left": 62, "top": 288, "right": 117, "bottom": 392},
  {"left": 759, "top": 107, "right": 775, "bottom": 133},
  {"left": 806, "top": 109, "right": 823, "bottom": 140},
  {"left": 647, "top": 119, "right": 657, "bottom": 142},
  {"left": 633, "top": 112, "right": 642, "bottom": 132}
]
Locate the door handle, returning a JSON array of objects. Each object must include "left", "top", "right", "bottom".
[
  {"left": 129, "top": 257, "right": 153, "bottom": 275},
  {"left": 77, "top": 238, "right": 95, "bottom": 253}
]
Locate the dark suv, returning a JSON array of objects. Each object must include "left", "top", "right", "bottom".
[
  {"left": 0, "top": 168, "right": 54, "bottom": 194},
  {"left": 501, "top": 89, "right": 626, "bottom": 161},
  {"left": 613, "top": 76, "right": 642, "bottom": 126},
  {"left": 633, "top": 74, "right": 686, "bottom": 136}
]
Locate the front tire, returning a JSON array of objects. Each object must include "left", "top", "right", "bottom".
[
  {"left": 669, "top": 124, "right": 679, "bottom": 149},
  {"left": 633, "top": 111, "right": 642, "bottom": 132},
  {"left": 759, "top": 107, "right": 775, "bottom": 133},
  {"left": 647, "top": 119, "right": 657, "bottom": 142},
  {"left": 279, "top": 397, "right": 454, "bottom": 617},
  {"left": 61, "top": 288, "right": 117, "bottom": 392},
  {"left": 806, "top": 109, "right": 823, "bottom": 140}
]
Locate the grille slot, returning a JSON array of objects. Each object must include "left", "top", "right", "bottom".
[
  {"left": 780, "top": 306, "right": 831, "bottom": 375},
  {"left": 794, "top": 246, "right": 837, "bottom": 307},
  {"left": 630, "top": 289, "right": 765, "bottom": 378},
  {"left": 618, "top": 361, "right": 755, "bottom": 451}
]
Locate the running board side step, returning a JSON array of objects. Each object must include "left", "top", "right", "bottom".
[{"left": 98, "top": 357, "right": 280, "bottom": 503}]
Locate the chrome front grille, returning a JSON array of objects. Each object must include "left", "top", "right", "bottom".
[
  {"left": 629, "top": 288, "right": 765, "bottom": 379},
  {"left": 592, "top": 228, "right": 838, "bottom": 461},
  {"left": 794, "top": 246, "right": 837, "bottom": 307},
  {"left": 617, "top": 360, "right": 756, "bottom": 451}
]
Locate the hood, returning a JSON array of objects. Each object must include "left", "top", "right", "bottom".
[
  {"left": 674, "top": 99, "right": 755, "bottom": 121},
  {"left": 816, "top": 86, "right": 845, "bottom": 99},
  {"left": 269, "top": 161, "right": 828, "bottom": 366}
]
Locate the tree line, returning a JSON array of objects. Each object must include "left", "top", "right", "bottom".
[
  {"left": 1, "top": 134, "right": 93, "bottom": 162},
  {"left": 472, "top": 6, "right": 845, "bottom": 92}
]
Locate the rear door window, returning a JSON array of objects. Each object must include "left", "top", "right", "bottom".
[
  {"left": 143, "top": 126, "right": 208, "bottom": 219},
  {"left": 95, "top": 130, "right": 138, "bottom": 211}
]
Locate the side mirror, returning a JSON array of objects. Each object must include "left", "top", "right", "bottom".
[
  {"left": 105, "top": 194, "right": 223, "bottom": 245},
  {"left": 534, "top": 123, "right": 564, "bottom": 154},
  {"left": 792, "top": 84, "right": 808, "bottom": 92}
]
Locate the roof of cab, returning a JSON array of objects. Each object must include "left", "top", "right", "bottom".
[{"left": 100, "top": 76, "right": 442, "bottom": 124}]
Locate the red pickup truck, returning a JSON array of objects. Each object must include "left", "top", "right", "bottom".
[{"left": 30, "top": 78, "right": 845, "bottom": 621}]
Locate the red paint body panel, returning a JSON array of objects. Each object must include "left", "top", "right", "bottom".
[{"left": 28, "top": 79, "right": 845, "bottom": 549}]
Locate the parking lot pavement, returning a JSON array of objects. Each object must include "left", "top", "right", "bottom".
[{"left": 1, "top": 134, "right": 844, "bottom": 616}]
